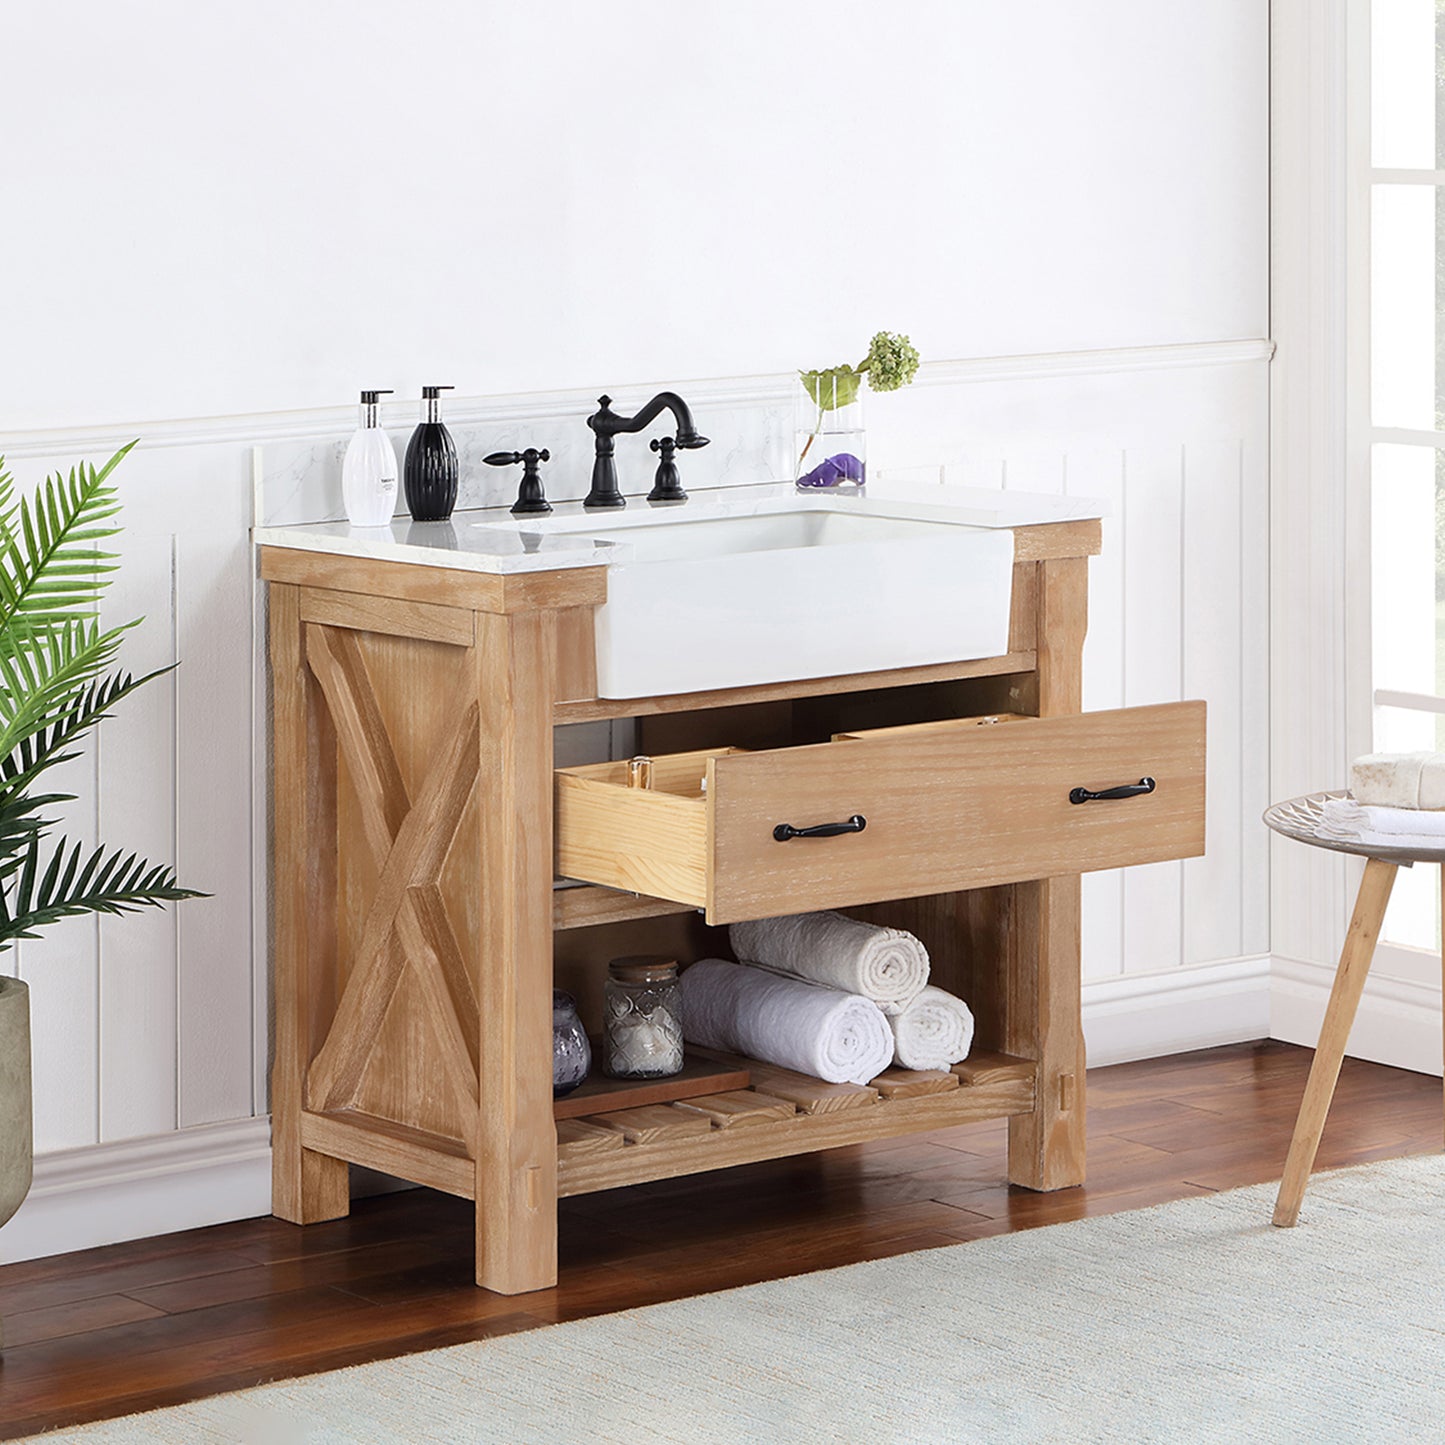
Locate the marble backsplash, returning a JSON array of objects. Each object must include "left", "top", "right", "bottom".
[{"left": 255, "top": 381, "right": 797, "bottom": 528}]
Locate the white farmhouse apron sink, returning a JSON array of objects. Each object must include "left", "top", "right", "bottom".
[{"left": 476, "top": 500, "right": 1016, "bottom": 699}]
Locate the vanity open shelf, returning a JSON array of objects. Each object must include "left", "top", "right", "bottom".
[
  {"left": 553, "top": 1049, "right": 1037, "bottom": 1197},
  {"left": 258, "top": 505, "right": 1207, "bottom": 1296}
]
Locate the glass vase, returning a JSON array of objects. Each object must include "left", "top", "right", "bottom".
[
  {"left": 602, "top": 956, "right": 684, "bottom": 1079},
  {"left": 796, "top": 377, "right": 866, "bottom": 489},
  {"left": 552, "top": 990, "right": 591, "bottom": 1098}
]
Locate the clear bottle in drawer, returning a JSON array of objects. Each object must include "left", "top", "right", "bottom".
[{"left": 603, "top": 956, "right": 684, "bottom": 1079}]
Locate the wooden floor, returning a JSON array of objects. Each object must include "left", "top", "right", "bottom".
[{"left": 1, "top": 1040, "right": 1441, "bottom": 1439}]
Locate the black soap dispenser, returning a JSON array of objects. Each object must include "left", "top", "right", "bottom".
[{"left": 404, "top": 385, "right": 458, "bottom": 521}]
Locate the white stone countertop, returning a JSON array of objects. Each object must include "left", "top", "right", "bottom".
[{"left": 252, "top": 479, "right": 1107, "bottom": 576}]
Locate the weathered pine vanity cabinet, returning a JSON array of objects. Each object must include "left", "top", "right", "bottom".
[{"left": 260, "top": 501, "right": 1204, "bottom": 1295}]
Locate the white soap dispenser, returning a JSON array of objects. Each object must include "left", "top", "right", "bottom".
[{"left": 342, "top": 389, "right": 399, "bottom": 527}]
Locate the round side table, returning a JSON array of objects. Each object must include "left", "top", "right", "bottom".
[{"left": 1264, "top": 792, "right": 1445, "bottom": 1227}]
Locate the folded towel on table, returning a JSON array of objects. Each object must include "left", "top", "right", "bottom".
[
  {"left": 1320, "top": 797, "right": 1445, "bottom": 847},
  {"left": 729, "top": 911, "right": 929, "bottom": 1016},
  {"left": 889, "top": 985, "right": 975, "bottom": 1071},
  {"left": 678, "top": 958, "right": 894, "bottom": 1086},
  {"left": 1350, "top": 752, "right": 1445, "bottom": 809}
]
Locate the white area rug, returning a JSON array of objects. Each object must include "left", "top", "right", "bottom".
[{"left": 27, "top": 1154, "right": 1445, "bottom": 1444}]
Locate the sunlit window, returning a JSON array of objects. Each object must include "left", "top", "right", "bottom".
[{"left": 1369, "top": 2, "right": 1445, "bottom": 947}]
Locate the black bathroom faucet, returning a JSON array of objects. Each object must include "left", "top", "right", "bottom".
[{"left": 584, "top": 392, "right": 709, "bottom": 508}]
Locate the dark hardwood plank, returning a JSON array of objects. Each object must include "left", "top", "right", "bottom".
[
  {"left": 1, "top": 1295, "right": 165, "bottom": 1350},
  {"left": 1, "top": 1041, "right": 1439, "bottom": 1441},
  {"left": 0, "top": 1247, "right": 263, "bottom": 1319}
]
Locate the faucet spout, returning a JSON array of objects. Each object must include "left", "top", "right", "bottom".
[{"left": 585, "top": 392, "right": 710, "bottom": 508}]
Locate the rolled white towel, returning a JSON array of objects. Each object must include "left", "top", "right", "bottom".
[
  {"left": 1320, "top": 797, "right": 1445, "bottom": 846},
  {"left": 729, "top": 911, "right": 929, "bottom": 1016},
  {"left": 678, "top": 958, "right": 893, "bottom": 1086},
  {"left": 889, "top": 985, "right": 975, "bottom": 1071}
]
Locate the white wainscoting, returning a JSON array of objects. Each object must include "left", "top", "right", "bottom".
[{"left": 0, "top": 341, "right": 1272, "bottom": 1261}]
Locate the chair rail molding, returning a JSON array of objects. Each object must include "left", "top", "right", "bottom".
[{"left": 0, "top": 340, "right": 1272, "bottom": 461}]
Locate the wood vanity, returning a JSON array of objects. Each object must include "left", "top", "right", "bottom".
[{"left": 259, "top": 512, "right": 1205, "bottom": 1295}]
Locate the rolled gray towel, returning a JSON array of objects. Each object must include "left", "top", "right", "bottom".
[
  {"left": 729, "top": 910, "right": 929, "bottom": 1016},
  {"left": 679, "top": 958, "right": 893, "bottom": 1086}
]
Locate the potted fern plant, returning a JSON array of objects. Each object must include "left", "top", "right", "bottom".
[{"left": 0, "top": 443, "right": 199, "bottom": 1346}]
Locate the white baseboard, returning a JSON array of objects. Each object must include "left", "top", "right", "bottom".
[
  {"left": 0, "top": 1117, "right": 273, "bottom": 1265},
  {"left": 1082, "top": 956, "right": 1272, "bottom": 1066},
  {"left": 1271, "top": 954, "right": 1444, "bottom": 1078},
  {"left": 0, "top": 957, "right": 1275, "bottom": 1265},
  {"left": 0, "top": 1117, "right": 417, "bottom": 1265}
]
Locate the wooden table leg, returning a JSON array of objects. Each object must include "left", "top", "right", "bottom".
[{"left": 1273, "top": 856, "right": 1397, "bottom": 1227}]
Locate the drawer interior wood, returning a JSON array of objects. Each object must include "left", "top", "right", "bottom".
[
  {"left": 831, "top": 711, "right": 1030, "bottom": 741},
  {"left": 555, "top": 747, "right": 735, "bottom": 908}
]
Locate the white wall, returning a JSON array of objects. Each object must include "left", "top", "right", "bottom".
[
  {"left": 0, "top": 1, "right": 1269, "bottom": 1260},
  {"left": 1, "top": 1, "right": 1264, "bottom": 430}
]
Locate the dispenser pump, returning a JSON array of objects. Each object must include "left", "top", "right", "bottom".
[
  {"left": 405, "top": 386, "right": 460, "bottom": 522},
  {"left": 359, "top": 388, "right": 392, "bottom": 427},
  {"left": 421, "top": 385, "right": 454, "bottom": 421}
]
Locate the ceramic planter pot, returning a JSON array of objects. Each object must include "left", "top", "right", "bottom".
[
  {"left": 0, "top": 976, "right": 31, "bottom": 1226},
  {"left": 0, "top": 976, "right": 32, "bottom": 1355}
]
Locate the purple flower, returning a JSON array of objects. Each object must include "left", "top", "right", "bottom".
[{"left": 797, "top": 453, "right": 866, "bottom": 489}]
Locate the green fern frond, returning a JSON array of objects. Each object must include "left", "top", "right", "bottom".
[
  {"left": 0, "top": 835, "right": 204, "bottom": 947},
  {"left": 0, "top": 443, "right": 133, "bottom": 637},
  {"left": 0, "top": 788, "right": 65, "bottom": 884},
  {"left": 0, "top": 617, "right": 132, "bottom": 759},
  {"left": 0, "top": 667, "right": 172, "bottom": 807},
  {"left": 0, "top": 445, "right": 202, "bottom": 952}
]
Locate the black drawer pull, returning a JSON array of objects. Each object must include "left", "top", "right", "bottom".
[
  {"left": 1069, "top": 777, "right": 1156, "bottom": 805},
  {"left": 773, "top": 814, "right": 868, "bottom": 842}
]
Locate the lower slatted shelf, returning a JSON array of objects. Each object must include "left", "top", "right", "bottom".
[{"left": 554, "top": 1050, "right": 1036, "bottom": 1197}]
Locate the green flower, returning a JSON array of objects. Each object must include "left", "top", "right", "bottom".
[
  {"left": 861, "top": 330, "right": 920, "bottom": 392},
  {"left": 798, "top": 331, "right": 921, "bottom": 415}
]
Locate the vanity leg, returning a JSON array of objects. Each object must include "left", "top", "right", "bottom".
[
  {"left": 473, "top": 610, "right": 559, "bottom": 1294},
  {"left": 1007, "top": 875, "right": 1086, "bottom": 1191},
  {"left": 269, "top": 584, "right": 349, "bottom": 1224},
  {"left": 1008, "top": 553, "right": 1088, "bottom": 1192}
]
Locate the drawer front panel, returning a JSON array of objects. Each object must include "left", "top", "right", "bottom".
[{"left": 707, "top": 701, "right": 1205, "bottom": 923}]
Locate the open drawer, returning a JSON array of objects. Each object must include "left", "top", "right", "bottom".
[{"left": 555, "top": 701, "right": 1205, "bottom": 925}]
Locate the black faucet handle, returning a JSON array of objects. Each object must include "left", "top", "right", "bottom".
[
  {"left": 647, "top": 436, "right": 687, "bottom": 504},
  {"left": 485, "top": 448, "right": 551, "bottom": 467},
  {"left": 487, "top": 448, "right": 553, "bottom": 516}
]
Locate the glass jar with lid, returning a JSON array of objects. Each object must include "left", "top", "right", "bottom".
[{"left": 602, "top": 955, "right": 684, "bottom": 1079}]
